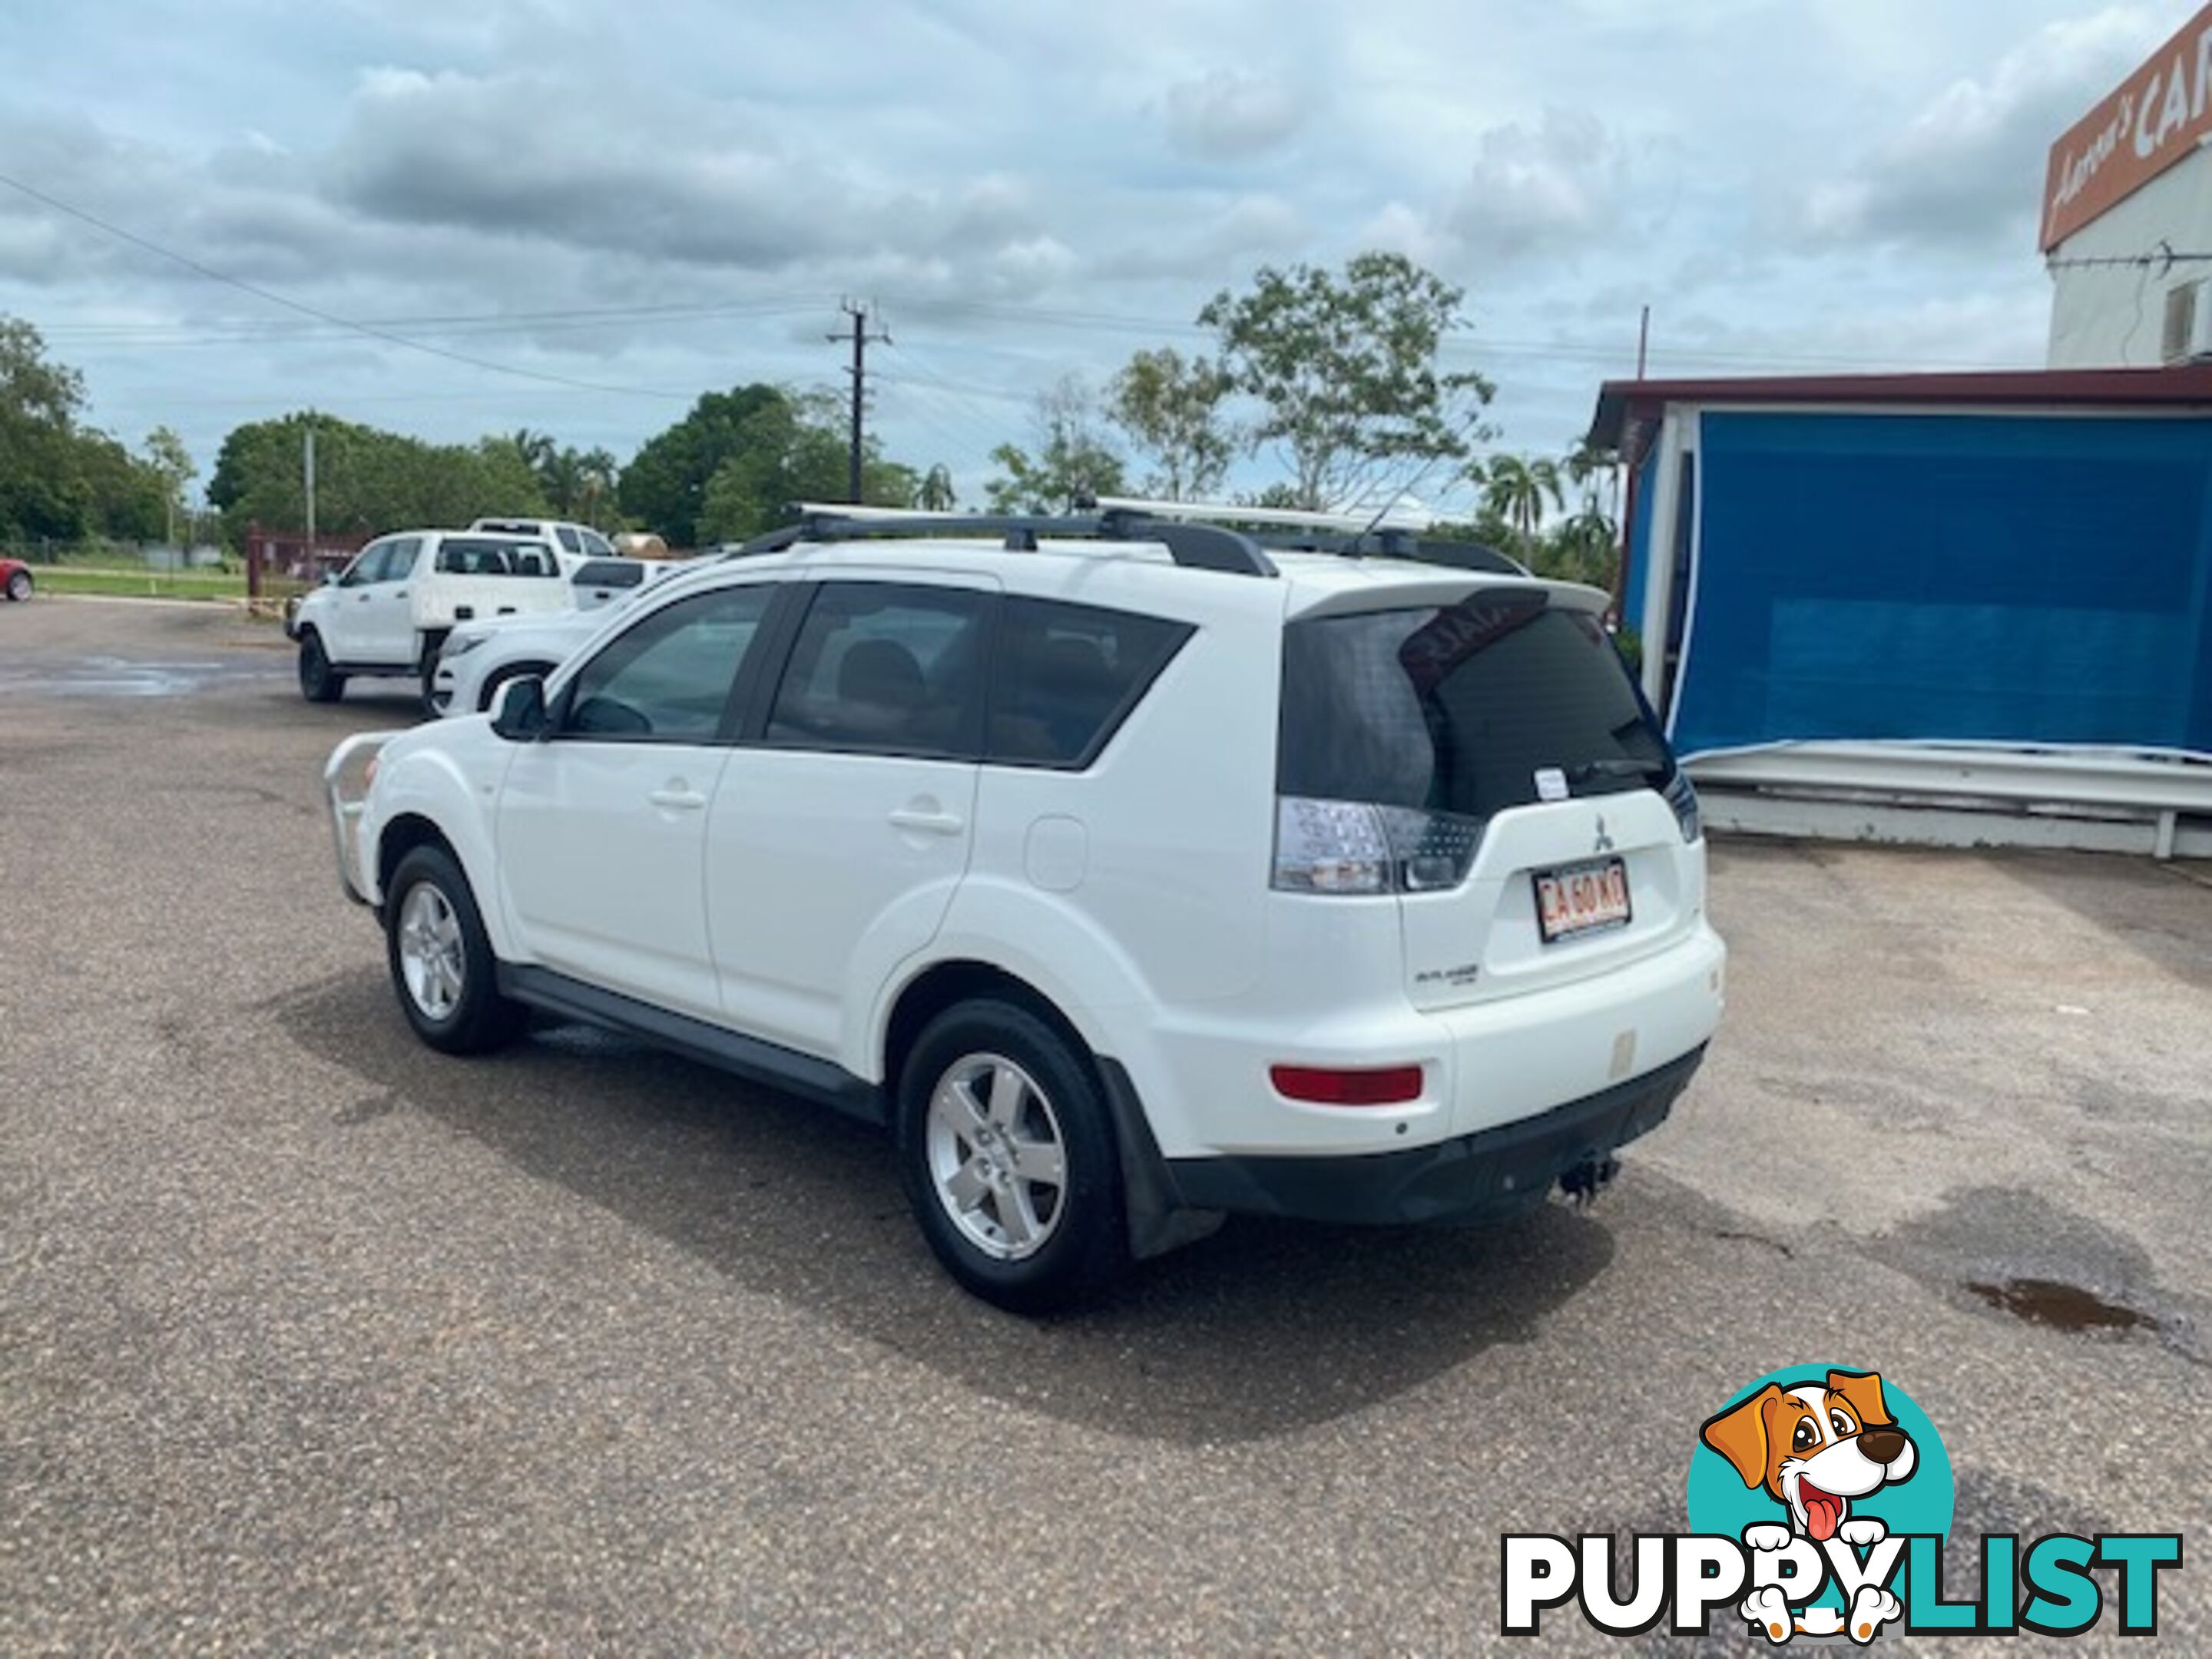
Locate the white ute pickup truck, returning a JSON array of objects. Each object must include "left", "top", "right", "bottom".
[{"left": 291, "top": 530, "right": 572, "bottom": 709}]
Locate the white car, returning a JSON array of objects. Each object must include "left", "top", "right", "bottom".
[
  {"left": 430, "top": 558, "right": 702, "bottom": 717},
  {"left": 293, "top": 530, "right": 571, "bottom": 707},
  {"left": 325, "top": 507, "right": 1724, "bottom": 1309},
  {"left": 469, "top": 517, "right": 618, "bottom": 568}
]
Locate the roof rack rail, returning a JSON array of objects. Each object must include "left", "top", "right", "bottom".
[
  {"left": 725, "top": 502, "right": 1531, "bottom": 581},
  {"left": 1094, "top": 494, "right": 1528, "bottom": 575},
  {"left": 733, "top": 506, "right": 1280, "bottom": 576},
  {"left": 1093, "top": 495, "right": 1432, "bottom": 535}
]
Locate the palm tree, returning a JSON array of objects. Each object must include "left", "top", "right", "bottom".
[
  {"left": 1562, "top": 437, "right": 1620, "bottom": 524},
  {"left": 538, "top": 448, "right": 585, "bottom": 516},
  {"left": 1536, "top": 504, "right": 1619, "bottom": 588},
  {"left": 577, "top": 448, "right": 619, "bottom": 529},
  {"left": 1478, "top": 455, "right": 1565, "bottom": 555}
]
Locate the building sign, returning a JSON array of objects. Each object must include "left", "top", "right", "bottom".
[{"left": 2041, "top": 2, "right": 2212, "bottom": 251}]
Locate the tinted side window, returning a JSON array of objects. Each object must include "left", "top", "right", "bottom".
[
  {"left": 571, "top": 559, "right": 644, "bottom": 589},
  {"left": 767, "top": 583, "right": 990, "bottom": 759},
  {"left": 987, "top": 598, "right": 1194, "bottom": 767},
  {"left": 582, "top": 531, "right": 615, "bottom": 558},
  {"left": 382, "top": 537, "right": 421, "bottom": 581},
  {"left": 562, "top": 584, "right": 774, "bottom": 743},
  {"left": 555, "top": 527, "right": 582, "bottom": 553}
]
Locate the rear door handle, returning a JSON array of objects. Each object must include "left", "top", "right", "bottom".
[
  {"left": 648, "top": 786, "right": 708, "bottom": 811},
  {"left": 888, "top": 808, "right": 965, "bottom": 836}
]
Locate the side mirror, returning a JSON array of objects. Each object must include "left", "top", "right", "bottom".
[
  {"left": 489, "top": 674, "right": 549, "bottom": 740},
  {"left": 320, "top": 571, "right": 339, "bottom": 587}
]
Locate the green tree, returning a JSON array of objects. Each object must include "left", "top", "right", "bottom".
[
  {"left": 1472, "top": 454, "right": 1565, "bottom": 554},
  {"left": 1107, "top": 347, "right": 1236, "bottom": 501},
  {"left": 620, "top": 384, "right": 789, "bottom": 545},
  {"left": 917, "top": 462, "right": 957, "bottom": 512},
  {"left": 694, "top": 391, "right": 918, "bottom": 543},
  {"left": 1532, "top": 503, "right": 1618, "bottom": 588},
  {"left": 1198, "top": 251, "right": 1495, "bottom": 512},
  {"left": 75, "top": 432, "right": 165, "bottom": 540},
  {"left": 509, "top": 427, "right": 557, "bottom": 482},
  {"left": 1233, "top": 482, "right": 1306, "bottom": 511},
  {"left": 207, "top": 411, "right": 550, "bottom": 543},
  {"left": 143, "top": 426, "right": 197, "bottom": 546},
  {"left": 0, "top": 316, "right": 93, "bottom": 541},
  {"left": 0, "top": 318, "right": 182, "bottom": 546},
  {"left": 576, "top": 448, "right": 620, "bottom": 528},
  {"left": 984, "top": 376, "right": 1127, "bottom": 513}
]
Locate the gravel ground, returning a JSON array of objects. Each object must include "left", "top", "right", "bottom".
[{"left": 2, "top": 598, "right": 2207, "bottom": 1654}]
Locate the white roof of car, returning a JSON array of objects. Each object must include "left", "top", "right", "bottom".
[{"left": 693, "top": 535, "right": 1595, "bottom": 623}]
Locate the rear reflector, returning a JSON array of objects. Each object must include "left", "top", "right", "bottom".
[{"left": 1270, "top": 1064, "right": 1425, "bottom": 1106}]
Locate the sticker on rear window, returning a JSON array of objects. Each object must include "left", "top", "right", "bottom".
[{"left": 1535, "top": 767, "right": 1568, "bottom": 802}]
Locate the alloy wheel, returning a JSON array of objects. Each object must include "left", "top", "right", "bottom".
[
  {"left": 924, "top": 1052, "right": 1069, "bottom": 1261},
  {"left": 397, "top": 882, "right": 466, "bottom": 1021}
]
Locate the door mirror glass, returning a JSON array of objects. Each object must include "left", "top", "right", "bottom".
[{"left": 490, "top": 674, "right": 548, "bottom": 740}]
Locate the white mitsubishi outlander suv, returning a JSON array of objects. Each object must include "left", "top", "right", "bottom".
[{"left": 325, "top": 505, "right": 1724, "bottom": 1310}]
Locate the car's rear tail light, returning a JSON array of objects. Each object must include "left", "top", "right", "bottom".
[
  {"left": 1270, "top": 1064, "right": 1426, "bottom": 1106},
  {"left": 1272, "top": 797, "right": 1483, "bottom": 894},
  {"left": 1663, "top": 770, "right": 1701, "bottom": 843}
]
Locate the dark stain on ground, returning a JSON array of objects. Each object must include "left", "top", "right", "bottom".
[
  {"left": 1868, "top": 1186, "right": 2209, "bottom": 1366},
  {"left": 1965, "top": 1276, "right": 2157, "bottom": 1334}
]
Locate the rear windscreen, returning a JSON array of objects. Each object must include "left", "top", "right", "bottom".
[
  {"left": 1277, "top": 594, "right": 1675, "bottom": 818},
  {"left": 435, "top": 539, "right": 558, "bottom": 577}
]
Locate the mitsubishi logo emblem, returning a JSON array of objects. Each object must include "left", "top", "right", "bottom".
[{"left": 1593, "top": 815, "right": 1615, "bottom": 854}]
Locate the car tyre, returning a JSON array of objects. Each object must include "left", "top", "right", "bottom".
[
  {"left": 419, "top": 654, "right": 443, "bottom": 717},
  {"left": 298, "top": 629, "right": 346, "bottom": 703},
  {"left": 5, "top": 569, "right": 31, "bottom": 602},
  {"left": 898, "top": 998, "right": 1128, "bottom": 1313},
  {"left": 383, "top": 844, "right": 527, "bottom": 1055}
]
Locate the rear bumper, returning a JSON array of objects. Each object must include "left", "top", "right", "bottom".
[{"left": 1161, "top": 1043, "right": 1704, "bottom": 1225}]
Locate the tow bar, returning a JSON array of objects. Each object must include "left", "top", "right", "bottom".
[{"left": 1558, "top": 1154, "right": 1621, "bottom": 1207}]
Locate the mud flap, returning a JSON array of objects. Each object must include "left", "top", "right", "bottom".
[{"left": 1096, "top": 1056, "right": 1224, "bottom": 1260}]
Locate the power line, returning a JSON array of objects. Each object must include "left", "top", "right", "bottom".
[
  {"left": 35, "top": 293, "right": 830, "bottom": 336},
  {"left": 0, "top": 170, "right": 694, "bottom": 400},
  {"left": 33, "top": 296, "right": 830, "bottom": 348}
]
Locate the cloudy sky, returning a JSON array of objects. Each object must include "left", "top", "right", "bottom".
[{"left": 0, "top": 0, "right": 2195, "bottom": 514}]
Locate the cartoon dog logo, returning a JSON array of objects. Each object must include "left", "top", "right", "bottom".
[{"left": 1700, "top": 1369, "right": 1918, "bottom": 1643}]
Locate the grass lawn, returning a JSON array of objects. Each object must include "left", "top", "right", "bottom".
[{"left": 32, "top": 566, "right": 252, "bottom": 601}]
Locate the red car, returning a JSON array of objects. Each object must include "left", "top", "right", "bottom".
[{"left": 0, "top": 558, "right": 31, "bottom": 601}]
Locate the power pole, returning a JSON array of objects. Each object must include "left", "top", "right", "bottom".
[{"left": 829, "top": 300, "right": 890, "bottom": 504}]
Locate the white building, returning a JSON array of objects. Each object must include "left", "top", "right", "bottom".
[{"left": 2046, "top": 2, "right": 2212, "bottom": 367}]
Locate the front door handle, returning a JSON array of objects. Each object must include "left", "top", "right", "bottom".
[
  {"left": 647, "top": 786, "right": 708, "bottom": 811},
  {"left": 888, "top": 807, "right": 965, "bottom": 836}
]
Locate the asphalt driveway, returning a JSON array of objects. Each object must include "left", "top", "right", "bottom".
[{"left": 2, "top": 598, "right": 2207, "bottom": 1653}]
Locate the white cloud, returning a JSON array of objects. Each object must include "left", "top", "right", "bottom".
[
  {"left": 1800, "top": 6, "right": 2171, "bottom": 250},
  {"left": 1353, "top": 108, "right": 1634, "bottom": 273},
  {"left": 0, "top": 0, "right": 2174, "bottom": 494},
  {"left": 1164, "top": 69, "right": 1310, "bottom": 161}
]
